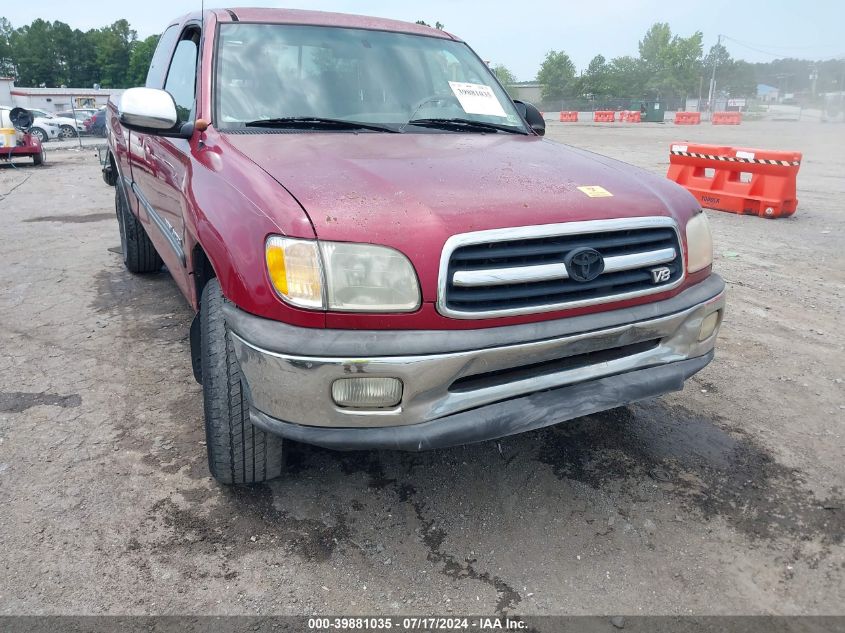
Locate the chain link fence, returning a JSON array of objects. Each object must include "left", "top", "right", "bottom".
[{"left": 536, "top": 97, "right": 687, "bottom": 113}]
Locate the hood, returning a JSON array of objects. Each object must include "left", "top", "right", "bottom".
[{"left": 222, "top": 132, "right": 696, "bottom": 298}]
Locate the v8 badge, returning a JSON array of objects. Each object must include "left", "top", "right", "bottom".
[{"left": 650, "top": 266, "right": 672, "bottom": 283}]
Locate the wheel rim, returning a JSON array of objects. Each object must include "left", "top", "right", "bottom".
[{"left": 59, "top": 126, "right": 75, "bottom": 139}]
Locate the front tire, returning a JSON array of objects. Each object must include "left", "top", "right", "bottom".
[
  {"left": 59, "top": 124, "right": 77, "bottom": 139},
  {"left": 115, "top": 181, "right": 162, "bottom": 273},
  {"left": 32, "top": 147, "right": 45, "bottom": 166},
  {"left": 200, "top": 278, "right": 285, "bottom": 485},
  {"left": 30, "top": 127, "right": 47, "bottom": 143}
]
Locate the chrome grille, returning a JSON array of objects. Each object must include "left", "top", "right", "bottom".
[{"left": 438, "top": 217, "right": 685, "bottom": 319}]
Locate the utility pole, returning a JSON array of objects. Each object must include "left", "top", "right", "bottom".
[
  {"left": 707, "top": 34, "right": 721, "bottom": 117},
  {"left": 810, "top": 66, "right": 818, "bottom": 100},
  {"left": 839, "top": 59, "right": 844, "bottom": 121},
  {"left": 698, "top": 75, "right": 704, "bottom": 112}
]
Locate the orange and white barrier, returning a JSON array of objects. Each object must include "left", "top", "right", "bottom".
[
  {"left": 559, "top": 111, "right": 578, "bottom": 122},
  {"left": 593, "top": 111, "right": 615, "bottom": 123},
  {"left": 667, "top": 142, "right": 802, "bottom": 218},
  {"left": 674, "top": 111, "right": 701, "bottom": 125},
  {"left": 712, "top": 111, "right": 741, "bottom": 125},
  {"left": 619, "top": 110, "right": 641, "bottom": 123}
]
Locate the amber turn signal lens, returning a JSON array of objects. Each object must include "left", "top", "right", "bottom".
[
  {"left": 265, "top": 237, "right": 324, "bottom": 309},
  {"left": 265, "top": 242, "right": 288, "bottom": 295}
]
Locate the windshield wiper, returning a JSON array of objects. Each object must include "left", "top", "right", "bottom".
[
  {"left": 406, "top": 118, "right": 527, "bottom": 134},
  {"left": 243, "top": 117, "right": 398, "bottom": 133}
]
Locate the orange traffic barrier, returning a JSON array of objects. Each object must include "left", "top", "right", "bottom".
[
  {"left": 674, "top": 111, "right": 701, "bottom": 125},
  {"left": 667, "top": 142, "right": 802, "bottom": 218},
  {"left": 619, "top": 110, "right": 641, "bottom": 123},
  {"left": 712, "top": 111, "right": 741, "bottom": 125},
  {"left": 559, "top": 111, "right": 578, "bottom": 122},
  {"left": 594, "top": 111, "right": 615, "bottom": 123}
]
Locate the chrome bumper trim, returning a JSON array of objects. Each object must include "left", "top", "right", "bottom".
[
  {"left": 249, "top": 354, "right": 713, "bottom": 451},
  {"left": 230, "top": 283, "right": 725, "bottom": 429}
]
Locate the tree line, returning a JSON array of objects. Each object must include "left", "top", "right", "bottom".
[
  {"left": 494, "top": 23, "right": 844, "bottom": 105},
  {"left": 0, "top": 17, "right": 158, "bottom": 89}
]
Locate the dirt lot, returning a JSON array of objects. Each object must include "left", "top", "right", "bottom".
[{"left": 0, "top": 120, "right": 843, "bottom": 617}]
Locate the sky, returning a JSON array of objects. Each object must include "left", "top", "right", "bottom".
[{"left": 2, "top": 0, "right": 844, "bottom": 80}]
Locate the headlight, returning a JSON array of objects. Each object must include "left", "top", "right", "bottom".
[
  {"left": 265, "top": 236, "right": 420, "bottom": 312},
  {"left": 320, "top": 241, "right": 420, "bottom": 311},
  {"left": 685, "top": 212, "right": 713, "bottom": 273}
]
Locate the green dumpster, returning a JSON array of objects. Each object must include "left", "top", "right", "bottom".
[{"left": 639, "top": 101, "right": 666, "bottom": 122}]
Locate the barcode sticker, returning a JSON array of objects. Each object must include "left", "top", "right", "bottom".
[{"left": 448, "top": 82, "right": 507, "bottom": 117}]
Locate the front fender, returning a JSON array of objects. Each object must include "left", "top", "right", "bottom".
[{"left": 182, "top": 130, "right": 324, "bottom": 328}]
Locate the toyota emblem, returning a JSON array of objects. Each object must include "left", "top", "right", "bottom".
[{"left": 565, "top": 247, "right": 605, "bottom": 282}]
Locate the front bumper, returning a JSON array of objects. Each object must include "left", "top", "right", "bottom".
[{"left": 225, "top": 274, "right": 725, "bottom": 450}]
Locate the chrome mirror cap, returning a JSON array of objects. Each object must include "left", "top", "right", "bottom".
[{"left": 119, "top": 87, "right": 178, "bottom": 130}]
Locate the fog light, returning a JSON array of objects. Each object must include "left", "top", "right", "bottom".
[
  {"left": 331, "top": 377, "right": 403, "bottom": 409},
  {"left": 698, "top": 311, "right": 720, "bottom": 341}
]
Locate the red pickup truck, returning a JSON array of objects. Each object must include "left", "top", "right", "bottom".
[{"left": 103, "top": 8, "right": 724, "bottom": 484}]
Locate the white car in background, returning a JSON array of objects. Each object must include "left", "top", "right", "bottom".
[
  {"left": 56, "top": 109, "right": 98, "bottom": 133},
  {"left": 0, "top": 106, "right": 61, "bottom": 143},
  {"left": 26, "top": 108, "right": 81, "bottom": 139}
]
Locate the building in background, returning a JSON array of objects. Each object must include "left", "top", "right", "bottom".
[
  {"left": 0, "top": 78, "right": 123, "bottom": 112},
  {"left": 0, "top": 78, "right": 12, "bottom": 106},
  {"left": 510, "top": 82, "right": 543, "bottom": 104},
  {"left": 756, "top": 83, "right": 780, "bottom": 103}
]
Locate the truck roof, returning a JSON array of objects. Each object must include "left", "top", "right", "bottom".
[{"left": 208, "top": 7, "right": 458, "bottom": 40}]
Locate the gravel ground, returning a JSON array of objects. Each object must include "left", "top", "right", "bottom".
[{"left": 0, "top": 120, "right": 842, "bottom": 616}]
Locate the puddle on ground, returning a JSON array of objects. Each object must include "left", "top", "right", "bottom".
[
  {"left": 23, "top": 212, "right": 114, "bottom": 223},
  {"left": 89, "top": 268, "right": 187, "bottom": 323},
  {"left": 0, "top": 391, "right": 81, "bottom": 413},
  {"left": 146, "top": 484, "right": 352, "bottom": 564},
  {"left": 534, "top": 401, "right": 843, "bottom": 544}
]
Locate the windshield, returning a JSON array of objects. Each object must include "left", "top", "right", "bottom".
[{"left": 214, "top": 23, "right": 526, "bottom": 133}]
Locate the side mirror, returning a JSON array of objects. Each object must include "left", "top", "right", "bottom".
[
  {"left": 513, "top": 100, "right": 545, "bottom": 136},
  {"left": 119, "top": 87, "right": 192, "bottom": 137}
]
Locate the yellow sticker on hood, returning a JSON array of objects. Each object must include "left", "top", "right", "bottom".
[{"left": 577, "top": 185, "right": 613, "bottom": 198}]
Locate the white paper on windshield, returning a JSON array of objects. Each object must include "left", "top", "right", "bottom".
[{"left": 448, "top": 81, "right": 507, "bottom": 117}]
